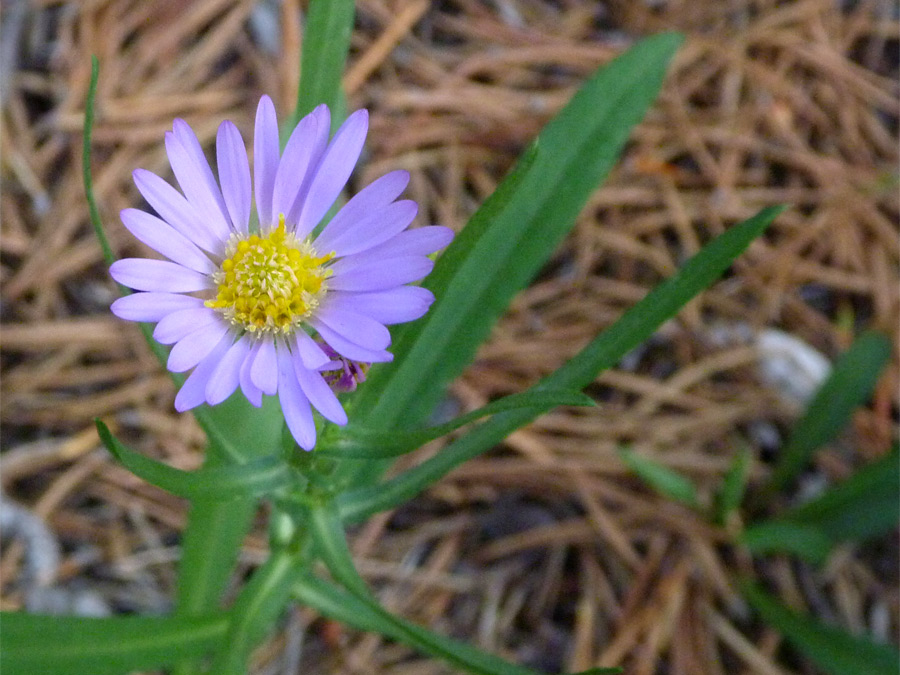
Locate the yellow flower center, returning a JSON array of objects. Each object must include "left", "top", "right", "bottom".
[{"left": 206, "top": 215, "right": 334, "bottom": 335}]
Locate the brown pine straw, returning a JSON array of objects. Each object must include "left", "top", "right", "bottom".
[{"left": 1, "top": 0, "right": 897, "bottom": 673}]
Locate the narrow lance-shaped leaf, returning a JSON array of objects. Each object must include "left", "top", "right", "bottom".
[
  {"left": 339, "top": 206, "right": 783, "bottom": 522},
  {"left": 343, "top": 139, "right": 539, "bottom": 432},
  {"left": 618, "top": 446, "right": 700, "bottom": 508},
  {"left": 293, "top": 574, "right": 625, "bottom": 675},
  {"left": 351, "top": 33, "right": 685, "bottom": 433},
  {"left": 714, "top": 444, "right": 752, "bottom": 525},
  {"left": 318, "top": 389, "right": 593, "bottom": 459},
  {"left": 0, "top": 611, "right": 229, "bottom": 675},
  {"left": 304, "top": 501, "right": 602, "bottom": 675},
  {"left": 740, "top": 582, "right": 899, "bottom": 675},
  {"left": 291, "top": 0, "right": 355, "bottom": 128},
  {"left": 741, "top": 521, "right": 833, "bottom": 565},
  {"left": 769, "top": 331, "right": 892, "bottom": 490},
  {"left": 97, "top": 420, "right": 293, "bottom": 500},
  {"left": 782, "top": 445, "right": 899, "bottom": 542},
  {"left": 208, "top": 548, "right": 306, "bottom": 675},
  {"left": 744, "top": 447, "right": 899, "bottom": 563}
]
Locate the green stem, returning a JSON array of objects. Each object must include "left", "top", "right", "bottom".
[{"left": 209, "top": 543, "right": 308, "bottom": 675}]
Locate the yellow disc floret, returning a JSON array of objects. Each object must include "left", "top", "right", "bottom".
[{"left": 206, "top": 215, "right": 334, "bottom": 335}]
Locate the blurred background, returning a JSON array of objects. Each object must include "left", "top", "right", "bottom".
[{"left": 1, "top": 0, "right": 897, "bottom": 673}]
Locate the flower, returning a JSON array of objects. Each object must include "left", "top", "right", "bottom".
[{"left": 110, "top": 96, "right": 453, "bottom": 450}]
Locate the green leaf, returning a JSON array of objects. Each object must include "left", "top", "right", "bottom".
[
  {"left": 209, "top": 547, "right": 306, "bottom": 675},
  {"left": 97, "top": 420, "right": 293, "bottom": 500},
  {"left": 715, "top": 445, "right": 752, "bottom": 524},
  {"left": 769, "top": 331, "right": 892, "bottom": 490},
  {"left": 342, "top": 136, "right": 538, "bottom": 441},
  {"left": 351, "top": 33, "right": 684, "bottom": 438},
  {"left": 617, "top": 447, "right": 700, "bottom": 508},
  {"left": 745, "top": 448, "right": 900, "bottom": 563},
  {"left": 291, "top": 0, "right": 355, "bottom": 128},
  {"left": 295, "top": 573, "right": 583, "bottom": 675},
  {"left": 0, "top": 611, "right": 228, "bottom": 675},
  {"left": 319, "top": 389, "right": 593, "bottom": 459},
  {"left": 339, "top": 206, "right": 782, "bottom": 522},
  {"left": 741, "top": 521, "right": 833, "bottom": 565},
  {"left": 171, "top": 397, "right": 285, "bottom": 675},
  {"left": 740, "top": 582, "right": 899, "bottom": 675},
  {"left": 305, "top": 500, "right": 580, "bottom": 675},
  {"left": 784, "top": 447, "right": 899, "bottom": 542}
]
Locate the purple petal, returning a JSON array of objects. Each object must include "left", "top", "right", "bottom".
[
  {"left": 110, "top": 259, "right": 212, "bottom": 293},
  {"left": 254, "top": 96, "right": 280, "bottom": 229},
  {"left": 250, "top": 338, "right": 278, "bottom": 395},
  {"left": 315, "top": 200, "right": 417, "bottom": 258},
  {"left": 153, "top": 306, "right": 220, "bottom": 345},
  {"left": 165, "top": 128, "right": 231, "bottom": 241},
  {"left": 324, "top": 287, "right": 435, "bottom": 325},
  {"left": 216, "top": 121, "right": 251, "bottom": 234},
  {"left": 295, "top": 109, "right": 368, "bottom": 238},
  {"left": 314, "top": 170, "right": 410, "bottom": 253},
  {"left": 240, "top": 340, "right": 264, "bottom": 407},
  {"left": 167, "top": 321, "right": 231, "bottom": 373},
  {"left": 272, "top": 105, "right": 330, "bottom": 228},
  {"left": 206, "top": 335, "right": 251, "bottom": 405},
  {"left": 133, "top": 169, "right": 223, "bottom": 255},
  {"left": 293, "top": 331, "right": 331, "bottom": 369},
  {"left": 111, "top": 292, "right": 204, "bottom": 322},
  {"left": 276, "top": 343, "right": 316, "bottom": 450},
  {"left": 314, "top": 306, "right": 390, "bottom": 350},
  {"left": 174, "top": 332, "right": 233, "bottom": 412},
  {"left": 308, "top": 318, "right": 393, "bottom": 363},
  {"left": 294, "top": 360, "right": 347, "bottom": 425},
  {"left": 346, "top": 226, "right": 454, "bottom": 261},
  {"left": 120, "top": 208, "right": 216, "bottom": 274},
  {"left": 327, "top": 256, "right": 434, "bottom": 292}
]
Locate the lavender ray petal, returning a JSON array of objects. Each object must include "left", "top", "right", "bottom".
[
  {"left": 174, "top": 333, "right": 233, "bottom": 412},
  {"left": 315, "top": 200, "right": 417, "bottom": 258},
  {"left": 293, "top": 358, "right": 347, "bottom": 425},
  {"left": 167, "top": 321, "right": 231, "bottom": 373},
  {"left": 206, "top": 335, "right": 251, "bottom": 405},
  {"left": 295, "top": 109, "right": 368, "bottom": 238},
  {"left": 120, "top": 208, "right": 216, "bottom": 274},
  {"left": 327, "top": 256, "right": 434, "bottom": 292},
  {"left": 153, "top": 306, "right": 220, "bottom": 345},
  {"left": 272, "top": 113, "right": 328, "bottom": 226},
  {"left": 110, "top": 259, "right": 213, "bottom": 293},
  {"left": 239, "top": 340, "right": 264, "bottom": 407},
  {"left": 165, "top": 129, "right": 231, "bottom": 241},
  {"left": 216, "top": 121, "right": 251, "bottom": 234},
  {"left": 111, "top": 292, "right": 204, "bottom": 322},
  {"left": 314, "top": 170, "right": 409, "bottom": 253},
  {"left": 324, "top": 287, "right": 435, "bottom": 325},
  {"left": 308, "top": 318, "right": 393, "bottom": 363},
  {"left": 276, "top": 344, "right": 316, "bottom": 450},
  {"left": 132, "top": 169, "right": 223, "bottom": 256},
  {"left": 341, "top": 226, "right": 454, "bottom": 263},
  {"left": 314, "top": 305, "right": 391, "bottom": 350},
  {"left": 272, "top": 105, "right": 329, "bottom": 228},
  {"left": 293, "top": 331, "right": 331, "bottom": 369},
  {"left": 172, "top": 119, "right": 233, "bottom": 225},
  {"left": 250, "top": 337, "right": 278, "bottom": 395},
  {"left": 253, "top": 96, "right": 280, "bottom": 229}
]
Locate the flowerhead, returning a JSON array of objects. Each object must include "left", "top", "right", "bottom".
[{"left": 110, "top": 96, "right": 452, "bottom": 450}]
